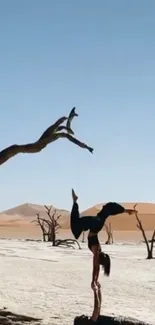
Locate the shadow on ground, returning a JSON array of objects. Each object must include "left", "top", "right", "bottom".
[
  {"left": 0, "top": 308, "right": 41, "bottom": 325},
  {"left": 0, "top": 309, "right": 151, "bottom": 325},
  {"left": 97, "top": 315, "right": 149, "bottom": 325},
  {"left": 74, "top": 314, "right": 150, "bottom": 325}
]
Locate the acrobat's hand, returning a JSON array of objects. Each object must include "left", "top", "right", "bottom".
[{"left": 125, "top": 208, "right": 138, "bottom": 215}]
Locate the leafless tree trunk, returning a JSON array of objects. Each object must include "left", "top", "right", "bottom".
[
  {"left": 0, "top": 107, "right": 93, "bottom": 166},
  {"left": 44, "top": 205, "right": 61, "bottom": 246},
  {"left": 134, "top": 204, "right": 155, "bottom": 259},
  {"left": 34, "top": 213, "right": 48, "bottom": 242},
  {"left": 105, "top": 223, "right": 113, "bottom": 244}
]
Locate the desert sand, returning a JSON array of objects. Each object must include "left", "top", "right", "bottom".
[
  {"left": 0, "top": 202, "right": 155, "bottom": 325},
  {"left": 0, "top": 239, "right": 154, "bottom": 325}
]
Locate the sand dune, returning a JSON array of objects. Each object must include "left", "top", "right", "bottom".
[
  {"left": 0, "top": 203, "right": 70, "bottom": 228},
  {"left": 0, "top": 202, "right": 155, "bottom": 234},
  {"left": 1, "top": 203, "right": 69, "bottom": 220}
]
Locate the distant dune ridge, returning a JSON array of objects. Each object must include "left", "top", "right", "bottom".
[
  {"left": 0, "top": 201, "right": 155, "bottom": 231},
  {"left": 0, "top": 203, "right": 70, "bottom": 228}
]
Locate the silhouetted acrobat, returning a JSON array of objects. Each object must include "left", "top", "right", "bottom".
[{"left": 70, "top": 189, "right": 137, "bottom": 288}]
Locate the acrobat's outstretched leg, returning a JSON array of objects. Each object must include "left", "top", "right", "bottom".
[
  {"left": 70, "top": 189, "right": 83, "bottom": 239},
  {"left": 72, "top": 188, "right": 78, "bottom": 202}
]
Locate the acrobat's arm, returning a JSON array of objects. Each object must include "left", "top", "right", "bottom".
[
  {"left": 102, "top": 202, "right": 137, "bottom": 217},
  {"left": 91, "top": 252, "right": 100, "bottom": 287},
  {"left": 91, "top": 285, "right": 100, "bottom": 322},
  {"left": 124, "top": 208, "right": 138, "bottom": 215}
]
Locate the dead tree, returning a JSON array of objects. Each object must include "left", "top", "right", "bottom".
[
  {"left": 104, "top": 223, "right": 113, "bottom": 244},
  {"left": 0, "top": 107, "right": 93, "bottom": 166},
  {"left": 32, "top": 206, "right": 61, "bottom": 245},
  {"left": 32, "top": 205, "right": 81, "bottom": 249},
  {"left": 134, "top": 204, "right": 155, "bottom": 259},
  {"left": 44, "top": 205, "right": 61, "bottom": 246}
]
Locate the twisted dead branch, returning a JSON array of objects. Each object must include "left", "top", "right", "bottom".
[
  {"left": 134, "top": 204, "right": 155, "bottom": 259},
  {"left": 0, "top": 107, "right": 93, "bottom": 166},
  {"left": 54, "top": 239, "right": 81, "bottom": 249}
]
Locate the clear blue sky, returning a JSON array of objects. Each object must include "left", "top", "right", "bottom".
[{"left": 0, "top": 0, "right": 155, "bottom": 212}]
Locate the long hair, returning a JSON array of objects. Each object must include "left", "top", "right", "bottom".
[{"left": 99, "top": 252, "right": 111, "bottom": 276}]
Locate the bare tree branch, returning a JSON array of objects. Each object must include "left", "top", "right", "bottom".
[
  {"left": 53, "top": 132, "right": 93, "bottom": 153},
  {"left": 38, "top": 116, "right": 68, "bottom": 141},
  {"left": 54, "top": 238, "right": 81, "bottom": 249},
  {"left": 134, "top": 204, "right": 155, "bottom": 259},
  {"left": 136, "top": 215, "right": 150, "bottom": 255},
  {"left": 66, "top": 107, "right": 78, "bottom": 134},
  {"left": 150, "top": 230, "right": 155, "bottom": 255},
  {"left": 0, "top": 107, "right": 93, "bottom": 166}
]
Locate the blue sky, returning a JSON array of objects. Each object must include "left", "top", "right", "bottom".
[{"left": 0, "top": 0, "right": 155, "bottom": 212}]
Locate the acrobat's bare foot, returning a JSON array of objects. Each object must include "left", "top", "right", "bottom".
[{"left": 72, "top": 189, "right": 78, "bottom": 202}]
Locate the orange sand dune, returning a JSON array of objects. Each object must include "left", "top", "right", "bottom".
[{"left": 0, "top": 203, "right": 70, "bottom": 228}]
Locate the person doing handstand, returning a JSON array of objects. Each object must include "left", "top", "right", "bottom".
[{"left": 70, "top": 189, "right": 137, "bottom": 289}]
